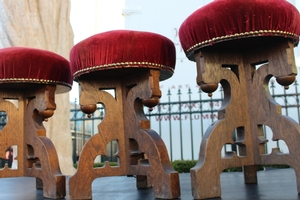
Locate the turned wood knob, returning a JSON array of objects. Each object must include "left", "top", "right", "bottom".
[
  {"left": 81, "top": 104, "right": 97, "bottom": 118},
  {"left": 39, "top": 110, "right": 54, "bottom": 121},
  {"left": 142, "top": 97, "right": 160, "bottom": 111},
  {"left": 276, "top": 74, "right": 296, "bottom": 89},
  {"left": 200, "top": 83, "right": 218, "bottom": 97}
]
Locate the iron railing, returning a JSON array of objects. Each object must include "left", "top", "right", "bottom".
[{"left": 70, "top": 78, "right": 300, "bottom": 163}]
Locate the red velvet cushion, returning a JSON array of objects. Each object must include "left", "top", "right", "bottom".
[
  {"left": 70, "top": 30, "right": 176, "bottom": 81},
  {"left": 0, "top": 47, "right": 72, "bottom": 93},
  {"left": 179, "top": 0, "right": 300, "bottom": 60}
]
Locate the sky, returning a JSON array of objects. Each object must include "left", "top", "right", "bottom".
[
  {"left": 69, "top": 0, "right": 300, "bottom": 102},
  {"left": 70, "top": 0, "right": 125, "bottom": 45},
  {"left": 69, "top": 0, "right": 125, "bottom": 102}
]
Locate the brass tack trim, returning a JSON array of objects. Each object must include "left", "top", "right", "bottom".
[
  {"left": 0, "top": 78, "right": 72, "bottom": 88},
  {"left": 73, "top": 61, "right": 174, "bottom": 77},
  {"left": 186, "top": 30, "right": 299, "bottom": 53}
]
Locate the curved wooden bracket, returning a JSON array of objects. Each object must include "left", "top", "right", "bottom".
[
  {"left": 69, "top": 69, "right": 180, "bottom": 199},
  {"left": 192, "top": 40, "right": 300, "bottom": 199},
  {"left": 0, "top": 85, "right": 65, "bottom": 199}
]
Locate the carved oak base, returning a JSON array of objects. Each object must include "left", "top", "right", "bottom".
[
  {"left": 192, "top": 40, "right": 300, "bottom": 199},
  {"left": 69, "top": 69, "right": 180, "bottom": 199},
  {"left": 0, "top": 85, "right": 65, "bottom": 199}
]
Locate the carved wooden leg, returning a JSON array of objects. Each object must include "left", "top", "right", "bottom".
[
  {"left": 69, "top": 80, "right": 127, "bottom": 200},
  {"left": 191, "top": 120, "right": 253, "bottom": 199},
  {"left": 123, "top": 71, "right": 180, "bottom": 199},
  {"left": 24, "top": 86, "right": 66, "bottom": 199},
  {"left": 191, "top": 164, "right": 222, "bottom": 199},
  {"left": 69, "top": 134, "right": 126, "bottom": 199},
  {"left": 36, "top": 178, "right": 43, "bottom": 189},
  {"left": 127, "top": 129, "right": 180, "bottom": 199},
  {"left": 136, "top": 175, "right": 152, "bottom": 188},
  {"left": 248, "top": 41, "right": 300, "bottom": 189},
  {"left": 260, "top": 116, "right": 300, "bottom": 192},
  {"left": 243, "top": 166, "right": 258, "bottom": 184}
]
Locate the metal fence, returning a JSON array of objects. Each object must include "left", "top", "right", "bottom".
[
  {"left": 70, "top": 101, "right": 105, "bottom": 163},
  {"left": 70, "top": 77, "right": 300, "bottom": 163}
]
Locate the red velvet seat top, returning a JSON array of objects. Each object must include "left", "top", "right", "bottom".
[
  {"left": 70, "top": 30, "right": 176, "bottom": 81},
  {"left": 0, "top": 47, "right": 72, "bottom": 93},
  {"left": 179, "top": 0, "right": 300, "bottom": 60}
]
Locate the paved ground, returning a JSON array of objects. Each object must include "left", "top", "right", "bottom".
[{"left": 0, "top": 168, "right": 299, "bottom": 200}]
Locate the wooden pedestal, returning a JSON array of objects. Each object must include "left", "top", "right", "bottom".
[
  {"left": 191, "top": 40, "right": 300, "bottom": 199},
  {"left": 69, "top": 69, "right": 180, "bottom": 199},
  {"left": 0, "top": 85, "right": 65, "bottom": 199}
]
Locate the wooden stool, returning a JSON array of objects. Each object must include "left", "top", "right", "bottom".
[
  {"left": 0, "top": 47, "right": 72, "bottom": 199},
  {"left": 68, "top": 30, "right": 180, "bottom": 199},
  {"left": 179, "top": 0, "right": 300, "bottom": 199}
]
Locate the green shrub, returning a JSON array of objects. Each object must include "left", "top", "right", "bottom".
[
  {"left": 223, "top": 167, "right": 243, "bottom": 172},
  {"left": 171, "top": 160, "right": 197, "bottom": 173}
]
